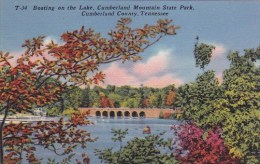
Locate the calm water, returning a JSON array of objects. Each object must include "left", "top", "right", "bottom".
[{"left": 37, "top": 118, "right": 180, "bottom": 164}]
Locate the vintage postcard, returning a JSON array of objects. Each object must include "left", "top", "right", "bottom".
[{"left": 0, "top": 0, "right": 259, "bottom": 163}]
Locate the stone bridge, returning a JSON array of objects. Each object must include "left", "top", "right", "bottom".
[{"left": 79, "top": 108, "right": 179, "bottom": 118}]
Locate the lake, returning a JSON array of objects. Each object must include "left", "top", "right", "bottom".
[
  {"left": 85, "top": 118, "right": 179, "bottom": 164},
  {"left": 37, "top": 117, "right": 180, "bottom": 163}
]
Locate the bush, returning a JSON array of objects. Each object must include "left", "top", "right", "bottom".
[
  {"left": 62, "top": 108, "right": 77, "bottom": 116},
  {"left": 95, "top": 129, "right": 177, "bottom": 164}
]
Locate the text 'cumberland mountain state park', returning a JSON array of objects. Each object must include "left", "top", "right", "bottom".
[{"left": 32, "top": 4, "right": 194, "bottom": 17}]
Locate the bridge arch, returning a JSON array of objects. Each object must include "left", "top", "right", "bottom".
[
  {"left": 80, "top": 107, "right": 178, "bottom": 118},
  {"left": 102, "top": 111, "right": 108, "bottom": 117},
  {"left": 139, "top": 111, "right": 146, "bottom": 118},
  {"left": 110, "top": 111, "right": 115, "bottom": 118},
  {"left": 96, "top": 111, "right": 101, "bottom": 117},
  {"left": 117, "top": 111, "right": 123, "bottom": 118},
  {"left": 132, "top": 111, "right": 138, "bottom": 117},
  {"left": 124, "top": 111, "right": 130, "bottom": 117}
]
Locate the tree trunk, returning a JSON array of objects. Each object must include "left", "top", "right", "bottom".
[
  {"left": 0, "top": 128, "right": 3, "bottom": 164},
  {"left": 0, "top": 107, "right": 9, "bottom": 164},
  {"left": 60, "top": 97, "right": 64, "bottom": 114}
]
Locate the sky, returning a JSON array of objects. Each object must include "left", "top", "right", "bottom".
[{"left": 0, "top": 0, "right": 260, "bottom": 88}]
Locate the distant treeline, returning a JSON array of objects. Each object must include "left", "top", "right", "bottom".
[
  {"left": 81, "top": 84, "right": 177, "bottom": 109},
  {"left": 46, "top": 84, "right": 177, "bottom": 116}
]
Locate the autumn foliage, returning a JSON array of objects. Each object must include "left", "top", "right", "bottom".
[
  {"left": 142, "top": 98, "right": 150, "bottom": 108},
  {"left": 172, "top": 123, "right": 239, "bottom": 164},
  {"left": 0, "top": 18, "right": 178, "bottom": 163},
  {"left": 165, "top": 90, "right": 176, "bottom": 107},
  {"left": 162, "top": 112, "right": 173, "bottom": 119},
  {"left": 3, "top": 113, "right": 93, "bottom": 163},
  {"left": 0, "top": 18, "right": 178, "bottom": 113},
  {"left": 99, "top": 95, "right": 113, "bottom": 108},
  {"left": 175, "top": 43, "right": 260, "bottom": 163}
]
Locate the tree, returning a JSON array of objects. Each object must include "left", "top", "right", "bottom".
[
  {"left": 116, "top": 86, "right": 131, "bottom": 99},
  {"left": 95, "top": 129, "right": 177, "bottom": 164},
  {"left": 120, "top": 98, "right": 139, "bottom": 108},
  {"left": 0, "top": 18, "right": 178, "bottom": 162},
  {"left": 142, "top": 97, "right": 150, "bottom": 108},
  {"left": 194, "top": 38, "right": 215, "bottom": 70},
  {"left": 156, "top": 93, "right": 163, "bottom": 108},
  {"left": 176, "top": 43, "right": 260, "bottom": 163},
  {"left": 210, "top": 48, "right": 260, "bottom": 163},
  {"left": 3, "top": 113, "right": 94, "bottom": 164},
  {"left": 62, "top": 87, "right": 83, "bottom": 112},
  {"left": 175, "top": 70, "right": 222, "bottom": 129},
  {"left": 147, "top": 93, "right": 158, "bottom": 108},
  {"left": 165, "top": 90, "right": 176, "bottom": 109},
  {"left": 139, "top": 85, "right": 145, "bottom": 108},
  {"left": 80, "top": 86, "right": 90, "bottom": 107},
  {"left": 175, "top": 42, "right": 221, "bottom": 127},
  {"left": 160, "top": 85, "right": 175, "bottom": 108},
  {"left": 171, "top": 123, "right": 238, "bottom": 163},
  {"left": 89, "top": 90, "right": 100, "bottom": 107},
  {"left": 106, "top": 85, "right": 116, "bottom": 93},
  {"left": 107, "top": 93, "right": 122, "bottom": 108},
  {"left": 99, "top": 93, "right": 113, "bottom": 108}
]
